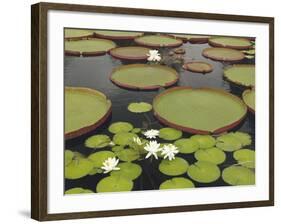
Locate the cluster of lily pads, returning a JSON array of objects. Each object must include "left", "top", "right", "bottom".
[{"left": 65, "top": 120, "right": 255, "bottom": 194}]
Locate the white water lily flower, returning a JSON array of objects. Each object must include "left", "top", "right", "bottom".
[
  {"left": 101, "top": 157, "right": 120, "bottom": 174},
  {"left": 147, "top": 50, "right": 161, "bottom": 62},
  {"left": 143, "top": 129, "right": 159, "bottom": 139},
  {"left": 161, "top": 144, "right": 179, "bottom": 161},
  {"left": 144, "top": 141, "right": 162, "bottom": 160},
  {"left": 133, "top": 137, "right": 142, "bottom": 145}
]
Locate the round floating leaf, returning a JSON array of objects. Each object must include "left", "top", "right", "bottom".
[
  {"left": 65, "top": 150, "right": 74, "bottom": 166},
  {"left": 224, "top": 65, "right": 255, "bottom": 87},
  {"left": 112, "top": 145, "right": 124, "bottom": 152},
  {"left": 174, "top": 138, "right": 199, "bottom": 154},
  {"left": 182, "top": 61, "right": 213, "bottom": 73},
  {"left": 88, "top": 151, "right": 116, "bottom": 168},
  {"left": 115, "top": 149, "right": 140, "bottom": 162},
  {"left": 216, "top": 134, "right": 242, "bottom": 152},
  {"left": 65, "top": 87, "right": 112, "bottom": 140},
  {"left": 65, "top": 187, "right": 93, "bottom": 194},
  {"left": 96, "top": 176, "right": 134, "bottom": 193},
  {"left": 194, "top": 147, "right": 226, "bottom": 165},
  {"left": 187, "top": 161, "right": 221, "bottom": 183},
  {"left": 160, "top": 177, "right": 195, "bottom": 190},
  {"left": 233, "top": 149, "right": 255, "bottom": 168},
  {"left": 110, "top": 64, "right": 179, "bottom": 90},
  {"left": 88, "top": 167, "right": 102, "bottom": 176},
  {"left": 209, "top": 37, "right": 252, "bottom": 50},
  {"left": 159, "top": 157, "right": 189, "bottom": 176},
  {"left": 153, "top": 87, "right": 247, "bottom": 134},
  {"left": 159, "top": 128, "right": 183, "bottom": 141},
  {"left": 242, "top": 49, "right": 255, "bottom": 55},
  {"left": 190, "top": 135, "right": 216, "bottom": 149},
  {"left": 170, "top": 34, "right": 210, "bottom": 44},
  {"left": 113, "top": 132, "right": 138, "bottom": 146},
  {"left": 222, "top": 165, "right": 255, "bottom": 185},
  {"left": 65, "top": 157, "right": 94, "bottom": 180},
  {"left": 65, "top": 28, "right": 94, "bottom": 40},
  {"left": 85, "top": 134, "right": 111, "bottom": 149},
  {"left": 242, "top": 89, "right": 255, "bottom": 113},
  {"left": 131, "top": 128, "right": 141, "bottom": 134},
  {"left": 110, "top": 162, "right": 142, "bottom": 180},
  {"left": 110, "top": 46, "right": 150, "bottom": 60},
  {"left": 202, "top": 47, "right": 245, "bottom": 62},
  {"left": 229, "top": 132, "right": 252, "bottom": 147},
  {"left": 108, "top": 122, "right": 133, "bottom": 134},
  {"left": 135, "top": 35, "right": 183, "bottom": 48},
  {"left": 128, "top": 102, "right": 152, "bottom": 113},
  {"left": 95, "top": 30, "right": 143, "bottom": 40}
]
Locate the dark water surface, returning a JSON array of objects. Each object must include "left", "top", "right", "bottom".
[{"left": 64, "top": 40, "right": 255, "bottom": 192}]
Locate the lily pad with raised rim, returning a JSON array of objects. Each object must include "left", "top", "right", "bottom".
[
  {"left": 88, "top": 151, "right": 116, "bottom": 168},
  {"left": 222, "top": 165, "right": 255, "bottom": 185},
  {"left": 174, "top": 138, "right": 199, "bottom": 154},
  {"left": 128, "top": 102, "right": 152, "bottom": 113},
  {"left": 153, "top": 87, "right": 247, "bottom": 134},
  {"left": 65, "top": 187, "right": 93, "bottom": 194},
  {"left": 242, "top": 89, "right": 255, "bottom": 113},
  {"left": 159, "top": 157, "right": 189, "bottom": 176},
  {"left": 159, "top": 177, "right": 195, "bottom": 190},
  {"left": 224, "top": 65, "right": 255, "bottom": 87},
  {"left": 65, "top": 87, "right": 112, "bottom": 140},
  {"left": 171, "top": 34, "right": 211, "bottom": 44},
  {"left": 110, "top": 162, "right": 142, "bottom": 180},
  {"left": 96, "top": 176, "right": 134, "bottom": 193},
  {"left": 182, "top": 61, "right": 213, "bottom": 73},
  {"left": 233, "top": 149, "right": 255, "bottom": 168},
  {"left": 108, "top": 122, "right": 134, "bottom": 134},
  {"left": 209, "top": 37, "right": 252, "bottom": 50},
  {"left": 110, "top": 46, "right": 150, "bottom": 60},
  {"left": 85, "top": 134, "right": 111, "bottom": 149},
  {"left": 202, "top": 48, "right": 245, "bottom": 62},
  {"left": 159, "top": 127, "right": 182, "bottom": 141},
  {"left": 95, "top": 30, "right": 143, "bottom": 40},
  {"left": 194, "top": 147, "right": 226, "bottom": 165},
  {"left": 64, "top": 28, "right": 94, "bottom": 40},
  {"left": 135, "top": 35, "right": 183, "bottom": 48},
  {"left": 113, "top": 132, "right": 138, "bottom": 146},
  {"left": 110, "top": 64, "right": 179, "bottom": 90}
]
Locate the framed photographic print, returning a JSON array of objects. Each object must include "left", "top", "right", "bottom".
[{"left": 31, "top": 2, "right": 274, "bottom": 221}]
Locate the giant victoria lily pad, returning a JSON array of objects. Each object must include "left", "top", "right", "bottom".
[
  {"left": 224, "top": 65, "right": 255, "bottom": 87},
  {"left": 171, "top": 34, "right": 211, "bottom": 44},
  {"left": 64, "top": 28, "right": 95, "bottom": 40},
  {"left": 242, "top": 89, "right": 255, "bottom": 113},
  {"left": 209, "top": 37, "right": 252, "bottom": 50},
  {"left": 65, "top": 87, "right": 112, "bottom": 140},
  {"left": 153, "top": 87, "right": 247, "bottom": 134},
  {"left": 202, "top": 47, "right": 245, "bottom": 62},
  {"left": 95, "top": 30, "right": 143, "bottom": 40},
  {"left": 135, "top": 35, "right": 183, "bottom": 48},
  {"left": 110, "top": 64, "right": 179, "bottom": 90},
  {"left": 110, "top": 46, "right": 151, "bottom": 60},
  {"left": 65, "top": 38, "right": 116, "bottom": 56}
]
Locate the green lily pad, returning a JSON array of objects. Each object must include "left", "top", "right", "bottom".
[
  {"left": 187, "top": 161, "right": 221, "bottom": 183},
  {"left": 153, "top": 87, "right": 247, "bottom": 134},
  {"left": 112, "top": 145, "right": 124, "bottom": 152},
  {"left": 128, "top": 102, "right": 152, "bottom": 113},
  {"left": 110, "top": 64, "right": 179, "bottom": 90},
  {"left": 96, "top": 176, "right": 134, "bottom": 193},
  {"left": 131, "top": 128, "right": 141, "bottom": 134},
  {"left": 108, "top": 122, "right": 134, "bottom": 134},
  {"left": 65, "top": 187, "right": 94, "bottom": 194},
  {"left": 65, "top": 157, "right": 94, "bottom": 180},
  {"left": 110, "top": 46, "right": 150, "bottom": 60},
  {"left": 65, "top": 150, "right": 74, "bottom": 166},
  {"left": 115, "top": 149, "right": 140, "bottom": 162},
  {"left": 190, "top": 135, "right": 216, "bottom": 149},
  {"left": 245, "top": 55, "right": 255, "bottom": 59},
  {"left": 113, "top": 132, "right": 138, "bottom": 146},
  {"left": 242, "top": 49, "right": 255, "bottom": 55},
  {"left": 224, "top": 64, "right": 255, "bottom": 87},
  {"left": 243, "top": 89, "right": 255, "bottom": 112},
  {"left": 65, "top": 28, "right": 94, "bottom": 40},
  {"left": 233, "top": 149, "right": 255, "bottom": 168},
  {"left": 65, "top": 87, "right": 112, "bottom": 140},
  {"left": 194, "top": 147, "right": 226, "bottom": 165},
  {"left": 216, "top": 134, "right": 242, "bottom": 152},
  {"left": 159, "top": 157, "right": 189, "bottom": 176},
  {"left": 95, "top": 30, "right": 143, "bottom": 40},
  {"left": 88, "top": 151, "right": 116, "bottom": 168},
  {"left": 88, "top": 167, "right": 102, "bottom": 175},
  {"left": 222, "top": 165, "right": 255, "bottom": 185},
  {"left": 174, "top": 138, "right": 199, "bottom": 154},
  {"left": 229, "top": 132, "right": 252, "bottom": 147},
  {"left": 202, "top": 48, "right": 245, "bottom": 62},
  {"left": 159, "top": 177, "right": 195, "bottom": 190},
  {"left": 135, "top": 35, "right": 183, "bottom": 48},
  {"left": 209, "top": 37, "right": 252, "bottom": 50},
  {"left": 85, "top": 134, "right": 111, "bottom": 148},
  {"left": 159, "top": 128, "right": 182, "bottom": 141},
  {"left": 110, "top": 162, "right": 142, "bottom": 180}
]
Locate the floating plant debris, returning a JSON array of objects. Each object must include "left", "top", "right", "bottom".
[
  {"left": 194, "top": 147, "right": 226, "bottom": 165},
  {"left": 233, "top": 149, "right": 255, "bottom": 168},
  {"left": 242, "top": 89, "right": 255, "bottom": 113},
  {"left": 174, "top": 138, "right": 199, "bottom": 154},
  {"left": 224, "top": 64, "right": 255, "bottom": 87},
  {"left": 202, "top": 47, "right": 245, "bottom": 62},
  {"left": 209, "top": 37, "right": 252, "bottom": 50},
  {"left": 128, "top": 102, "right": 152, "bottom": 113},
  {"left": 159, "top": 157, "right": 189, "bottom": 176},
  {"left": 110, "top": 64, "right": 179, "bottom": 90},
  {"left": 65, "top": 87, "right": 112, "bottom": 140},
  {"left": 159, "top": 127, "right": 183, "bottom": 141},
  {"left": 110, "top": 46, "right": 150, "bottom": 60},
  {"left": 159, "top": 177, "right": 195, "bottom": 190},
  {"left": 222, "top": 165, "right": 255, "bottom": 185},
  {"left": 85, "top": 134, "right": 111, "bottom": 149},
  {"left": 64, "top": 28, "right": 95, "bottom": 40},
  {"left": 187, "top": 161, "right": 221, "bottom": 183},
  {"left": 95, "top": 30, "right": 143, "bottom": 40},
  {"left": 135, "top": 35, "right": 183, "bottom": 48},
  {"left": 110, "top": 162, "right": 142, "bottom": 180},
  {"left": 108, "top": 122, "right": 134, "bottom": 134},
  {"left": 182, "top": 61, "right": 213, "bottom": 73},
  {"left": 113, "top": 132, "right": 138, "bottom": 146},
  {"left": 153, "top": 87, "right": 247, "bottom": 134},
  {"left": 96, "top": 176, "right": 134, "bottom": 193},
  {"left": 65, "top": 187, "right": 93, "bottom": 194}
]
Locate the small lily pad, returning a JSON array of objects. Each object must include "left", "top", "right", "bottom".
[
  {"left": 159, "top": 157, "right": 189, "bottom": 176},
  {"left": 230, "top": 132, "right": 252, "bottom": 147},
  {"left": 96, "top": 176, "right": 134, "bottom": 193},
  {"left": 187, "top": 161, "right": 220, "bottom": 183},
  {"left": 65, "top": 187, "right": 93, "bottom": 194},
  {"left": 233, "top": 149, "right": 255, "bottom": 168},
  {"left": 194, "top": 147, "right": 226, "bottom": 165},
  {"left": 159, "top": 128, "right": 183, "bottom": 141},
  {"left": 110, "top": 162, "right": 142, "bottom": 180},
  {"left": 128, "top": 102, "right": 152, "bottom": 113},
  {"left": 190, "top": 135, "right": 216, "bottom": 149},
  {"left": 65, "top": 150, "right": 74, "bottom": 166},
  {"left": 131, "top": 128, "right": 141, "bottom": 134},
  {"left": 85, "top": 134, "right": 111, "bottom": 148},
  {"left": 88, "top": 151, "right": 116, "bottom": 168},
  {"left": 65, "top": 157, "right": 94, "bottom": 180},
  {"left": 113, "top": 132, "right": 138, "bottom": 146},
  {"left": 112, "top": 145, "right": 124, "bottom": 152},
  {"left": 108, "top": 122, "right": 133, "bottom": 134},
  {"left": 159, "top": 177, "right": 195, "bottom": 190},
  {"left": 174, "top": 138, "right": 199, "bottom": 154},
  {"left": 222, "top": 165, "right": 255, "bottom": 185},
  {"left": 216, "top": 134, "right": 242, "bottom": 152},
  {"left": 115, "top": 148, "right": 140, "bottom": 162}
]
